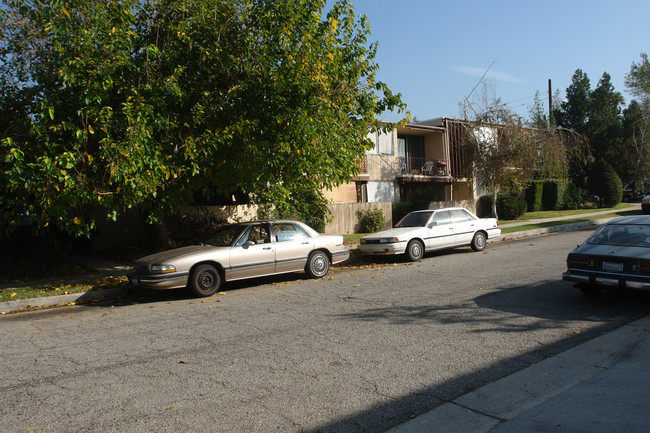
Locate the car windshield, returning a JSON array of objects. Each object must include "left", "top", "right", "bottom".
[
  {"left": 589, "top": 224, "right": 650, "bottom": 248},
  {"left": 396, "top": 211, "right": 433, "bottom": 228},
  {"left": 202, "top": 224, "right": 248, "bottom": 246}
]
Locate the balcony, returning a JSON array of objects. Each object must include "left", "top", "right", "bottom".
[{"left": 398, "top": 157, "right": 449, "bottom": 177}]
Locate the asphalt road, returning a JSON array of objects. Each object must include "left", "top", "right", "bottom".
[{"left": 2, "top": 229, "right": 650, "bottom": 433}]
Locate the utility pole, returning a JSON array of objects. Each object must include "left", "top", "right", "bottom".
[{"left": 548, "top": 79, "right": 552, "bottom": 128}]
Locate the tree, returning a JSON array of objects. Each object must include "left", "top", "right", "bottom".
[
  {"left": 527, "top": 91, "right": 549, "bottom": 129},
  {"left": 587, "top": 72, "right": 624, "bottom": 162},
  {"left": 625, "top": 53, "right": 650, "bottom": 106},
  {"left": 555, "top": 69, "right": 591, "bottom": 135},
  {"left": 623, "top": 53, "right": 650, "bottom": 182},
  {"left": 0, "top": 0, "right": 407, "bottom": 240},
  {"left": 460, "top": 83, "right": 567, "bottom": 218},
  {"left": 527, "top": 89, "right": 561, "bottom": 129}
]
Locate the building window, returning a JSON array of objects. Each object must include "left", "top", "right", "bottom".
[{"left": 377, "top": 131, "right": 394, "bottom": 155}]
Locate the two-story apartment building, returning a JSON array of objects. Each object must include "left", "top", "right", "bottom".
[{"left": 324, "top": 117, "right": 476, "bottom": 205}]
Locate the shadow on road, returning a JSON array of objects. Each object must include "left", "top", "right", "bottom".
[{"left": 312, "top": 282, "right": 650, "bottom": 433}]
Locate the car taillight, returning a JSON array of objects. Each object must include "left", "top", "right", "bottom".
[
  {"left": 640, "top": 261, "right": 650, "bottom": 275},
  {"left": 568, "top": 255, "right": 588, "bottom": 268}
]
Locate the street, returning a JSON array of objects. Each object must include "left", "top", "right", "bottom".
[{"left": 2, "top": 229, "right": 650, "bottom": 433}]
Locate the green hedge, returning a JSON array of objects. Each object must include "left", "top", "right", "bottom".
[
  {"left": 526, "top": 179, "right": 576, "bottom": 211},
  {"left": 588, "top": 159, "right": 622, "bottom": 208},
  {"left": 478, "top": 194, "right": 527, "bottom": 220},
  {"left": 525, "top": 181, "right": 544, "bottom": 212}
]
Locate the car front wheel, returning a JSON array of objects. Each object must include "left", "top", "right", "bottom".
[
  {"left": 188, "top": 264, "right": 221, "bottom": 297},
  {"left": 406, "top": 240, "right": 424, "bottom": 262},
  {"left": 471, "top": 232, "right": 487, "bottom": 251},
  {"left": 305, "top": 251, "right": 330, "bottom": 278}
]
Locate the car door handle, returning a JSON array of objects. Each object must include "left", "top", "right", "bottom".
[
  {"left": 302, "top": 241, "right": 310, "bottom": 244},
  {"left": 263, "top": 247, "right": 272, "bottom": 250}
]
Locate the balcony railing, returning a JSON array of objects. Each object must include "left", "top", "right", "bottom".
[
  {"left": 358, "top": 155, "right": 368, "bottom": 174},
  {"left": 399, "top": 157, "right": 448, "bottom": 176}
]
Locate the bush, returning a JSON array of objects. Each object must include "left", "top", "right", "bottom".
[
  {"left": 392, "top": 202, "right": 413, "bottom": 225},
  {"left": 476, "top": 195, "right": 494, "bottom": 218},
  {"left": 497, "top": 194, "right": 527, "bottom": 220},
  {"left": 358, "top": 207, "right": 385, "bottom": 233},
  {"left": 542, "top": 180, "right": 561, "bottom": 210},
  {"left": 477, "top": 194, "right": 526, "bottom": 220},
  {"left": 562, "top": 182, "right": 581, "bottom": 210},
  {"left": 525, "top": 181, "right": 543, "bottom": 212},
  {"left": 587, "top": 159, "right": 623, "bottom": 208}
]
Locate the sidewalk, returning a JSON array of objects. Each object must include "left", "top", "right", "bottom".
[{"left": 389, "top": 315, "right": 650, "bottom": 433}]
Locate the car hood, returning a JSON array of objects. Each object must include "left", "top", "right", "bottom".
[
  {"left": 136, "top": 245, "right": 225, "bottom": 264},
  {"left": 363, "top": 227, "right": 425, "bottom": 240}
]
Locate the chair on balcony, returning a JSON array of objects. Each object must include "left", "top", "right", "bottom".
[{"left": 421, "top": 161, "right": 435, "bottom": 175}]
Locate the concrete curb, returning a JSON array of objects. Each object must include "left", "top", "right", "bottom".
[
  {"left": 496, "top": 217, "right": 614, "bottom": 242},
  {"left": 0, "top": 286, "right": 130, "bottom": 314}
]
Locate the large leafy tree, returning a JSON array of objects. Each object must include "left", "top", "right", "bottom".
[
  {"left": 460, "top": 83, "right": 567, "bottom": 218},
  {"left": 0, "top": 0, "right": 406, "bottom": 239}
]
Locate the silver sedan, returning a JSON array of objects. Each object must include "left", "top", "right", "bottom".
[{"left": 129, "top": 220, "right": 350, "bottom": 297}]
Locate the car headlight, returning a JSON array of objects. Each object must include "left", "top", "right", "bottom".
[
  {"left": 379, "top": 237, "right": 399, "bottom": 243},
  {"left": 151, "top": 264, "right": 176, "bottom": 274}
]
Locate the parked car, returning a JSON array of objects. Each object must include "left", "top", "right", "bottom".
[
  {"left": 358, "top": 207, "right": 501, "bottom": 261},
  {"left": 562, "top": 215, "right": 650, "bottom": 295},
  {"left": 129, "top": 220, "right": 350, "bottom": 297},
  {"left": 623, "top": 186, "right": 645, "bottom": 202},
  {"left": 642, "top": 195, "right": 650, "bottom": 214}
]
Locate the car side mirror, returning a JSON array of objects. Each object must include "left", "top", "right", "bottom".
[
  {"left": 243, "top": 240, "right": 255, "bottom": 249},
  {"left": 428, "top": 222, "right": 438, "bottom": 228}
]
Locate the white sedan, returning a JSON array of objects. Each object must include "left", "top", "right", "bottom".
[{"left": 358, "top": 207, "right": 501, "bottom": 261}]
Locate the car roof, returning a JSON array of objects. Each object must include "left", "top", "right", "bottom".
[
  {"left": 607, "top": 215, "right": 650, "bottom": 225},
  {"left": 411, "top": 207, "right": 467, "bottom": 213}
]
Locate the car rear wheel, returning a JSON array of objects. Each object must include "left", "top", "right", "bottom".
[
  {"left": 471, "top": 232, "right": 487, "bottom": 251},
  {"left": 406, "top": 240, "right": 424, "bottom": 262},
  {"left": 188, "top": 264, "right": 221, "bottom": 297},
  {"left": 305, "top": 251, "right": 330, "bottom": 278}
]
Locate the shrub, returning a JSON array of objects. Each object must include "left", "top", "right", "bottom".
[
  {"left": 525, "top": 181, "right": 543, "bottom": 212},
  {"left": 476, "top": 195, "right": 494, "bottom": 218},
  {"left": 542, "top": 180, "right": 561, "bottom": 210},
  {"left": 587, "top": 159, "right": 622, "bottom": 208},
  {"left": 358, "top": 207, "right": 385, "bottom": 233},
  {"left": 562, "top": 182, "right": 581, "bottom": 210},
  {"left": 497, "top": 194, "right": 527, "bottom": 220},
  {"left": 477, "top": 194, "right": 526, "bottom": 220},
  {"left": 392, "top": 202, "right": 413, "bottom": 225}
]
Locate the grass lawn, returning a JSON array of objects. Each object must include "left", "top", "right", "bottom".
[
  {"left": 1, "top": 276, "right": 129, "bottom": 307},
  {"left": 498, "top": 203, "right": 635, "bottom": 224}
]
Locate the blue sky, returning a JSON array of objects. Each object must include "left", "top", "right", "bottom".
[{"left": 346, "top": 0, "right": 650, "bottom": 122}]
